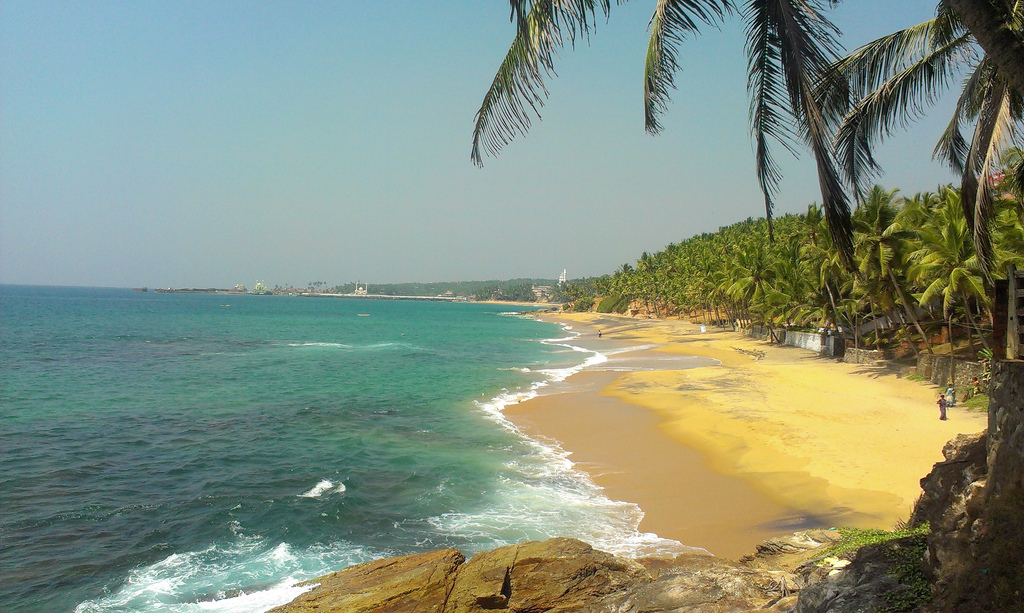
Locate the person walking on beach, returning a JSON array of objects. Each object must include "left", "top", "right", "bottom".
[{"left": 937, "top": 393, "right": 948, "bottom": 421}]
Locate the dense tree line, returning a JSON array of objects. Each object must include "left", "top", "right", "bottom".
[{"left": 591, "top": 183, "right": 1023, "bottom": 358}]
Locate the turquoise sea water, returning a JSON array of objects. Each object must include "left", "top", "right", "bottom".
[{"left": 1, "top": 286, "right": 681, "bottom": 613}]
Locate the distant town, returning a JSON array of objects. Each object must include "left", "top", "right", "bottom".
[{"left": 145, "top": 272, "right": 575, "bottom": 304}]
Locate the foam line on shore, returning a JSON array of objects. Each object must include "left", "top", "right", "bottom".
[{"left": 459, "top": 321, "right": 699, "bottom": 559}]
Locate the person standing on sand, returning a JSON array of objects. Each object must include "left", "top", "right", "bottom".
[
  {"left": 598, "top": 330, "right": 602, "bottom": 338},
  {"left": 945, "top": 385, "right": 957, "bottom": 407},
  {"left": 937, "top": 393, "right": 948, "bottom": 420}
]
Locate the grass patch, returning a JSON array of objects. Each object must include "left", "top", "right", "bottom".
[
  {"left": 963, "top": 393, "right": 988, "bottom": 412},
  {"left": 881, "top": 534, "right": 931, "bottom": 613},
  {"left": 906, "top": 373, "right": 927, "bottom": 382},
  {"left": 818, "top": 525, "right": 932, "bottom": 613},
  {"left": 819, "top": 524, "right": 929, "bottom": 558}
]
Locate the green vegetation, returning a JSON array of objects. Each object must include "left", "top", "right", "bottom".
[
  {"left": 819, "top": 524, "right": 930, "bottom": 559},
  {"left": 571, "top": 296, "right": 595, "bottom": 312},
  {"left": 818, "top": 525, "right": 931, "bottom": 613},
  {"left": 317, "top": 279, "right": 563, "bottom": 302},
  {"left": 585, "top": 184, "right": 1021, "bottom": 367},
  {"left": 597, "top": 295, "right": 629, "bottom": 314},
  {"left": 964, "top": 393, "right": 989, "bottom": 412},
  {"left": 472, "top": 3, "right": 1024, "bottom": 272},
  {"left": 881, "top": 535, "right": 932, "bottom": 613}
]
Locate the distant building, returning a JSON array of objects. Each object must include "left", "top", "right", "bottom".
[
  {"left": 354, "top": 281, "right": 368, "bottom": 295},
  {"left": 532, "top": 285, "right": 554, "bottom": 301},
  {"left": 558, "top": 269, "right": 567, "bottom": 285}
]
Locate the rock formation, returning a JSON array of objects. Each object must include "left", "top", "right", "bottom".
[{"left": 270, "top": 536, "right": 829, "bottom": 613}]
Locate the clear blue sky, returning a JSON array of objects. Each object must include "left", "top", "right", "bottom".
[{"left": 1, "top": 1, "right": 959, "bottom": 288}]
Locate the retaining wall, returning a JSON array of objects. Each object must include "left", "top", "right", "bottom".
[
  {"left": 741, "top": 327, "right": 845, "bottom": 357},
  {"left": 916, "top": 354, "right": 986, "bottom": 388},
  {"left": 988, "top": 360, "right": 1024, "bottom": 495},
  {"left": 843, "top": 347, "right": 892, "bottom": 364}
]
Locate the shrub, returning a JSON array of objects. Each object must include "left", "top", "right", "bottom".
[
  {"left": 597, "top": 295, "right": 628, "bottom": 313},
  {"left": 572, "top": 297, "right": 595, "bottom": 312}
]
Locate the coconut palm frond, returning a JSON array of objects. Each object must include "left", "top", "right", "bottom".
[
  {"left": 745, "top": 0, "right": 796, "bottom": 236},
  {"left": 961, "top": 74, "right": 1015, "bottom": 279},
  {"left": 744, "top": 0, "right": 853, "bottom": 265},
  {"left": 472, "top": 1, "right": 614, "bottom": 166},
  {"left": 833, "top": 33, "right": 969, "bottom": 197},
  {"left": 645, "top": 0, "right": 732, "bottom": 134},
  {"left": 507, "top": 0, "right": 613, "bottom": 43},
  {"left": 932, "top": 75, "right": 976, "bottom": 174},
  {"left": 833, "top": 17, "right": 967, "bottom": 99}
]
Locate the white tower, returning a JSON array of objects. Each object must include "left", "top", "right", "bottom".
[{"left": 558, "top": 269, "right": 567, "bottom": 285}]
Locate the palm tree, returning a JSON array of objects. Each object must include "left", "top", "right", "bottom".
[
  {"left": 852, "top": 185, "right": 934, "bottom": 353},
  {"left": 822, "top": 4, "right": 1024, "bottom": 277},
  {"left": 908, "top": 187, "right": 989, "bottom": 372},
  {"left": 471, "top": 2, "right": 1024, "bottom": 271},
  {"left": 472, "top": 0, "right": 855, "bottom": 265},
  {"left": 942, "top": 0, "right": 1024, "bottom": 94}
]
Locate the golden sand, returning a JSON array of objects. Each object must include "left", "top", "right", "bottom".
[{"left": 504, "top": 312, "right": 986, "bottom": 559}]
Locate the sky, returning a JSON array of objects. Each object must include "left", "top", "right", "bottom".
[{"left": 1, "top": 1, "right": 963, "bottom": 288}]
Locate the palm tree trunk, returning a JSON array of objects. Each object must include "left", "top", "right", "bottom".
[
  {"left": 889, "top": 270, "right": 933, "bottom": 354},
  {"left": 943, "top": 0, "right": 1024, "bottom": 95},
  {"left": 892, "top": 306, "right": 920, "bottom": 357},
  {"left": 869, "top": 302, "right": 883, "bottom": 350},
  {"left": 963, "top": 297, "right": 990, "bottom": 353},
  {"left": 825, "top": 283, "right": 841, "bottom": 330},
  {"left": 854, "top": 311, "right": 860, "bottom": 351},
  {"left": 948, "top": 312, "right": 956, "bottom": 387}
]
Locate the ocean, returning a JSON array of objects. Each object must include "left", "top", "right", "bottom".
[{"left": 0, "top": 285, "right": 682, "bottom": 613}]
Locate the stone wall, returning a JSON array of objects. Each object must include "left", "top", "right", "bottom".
[
  {"left": 987, "top": 360, "right": 1024, "bottom": 495},
  {"left": 843, "top": 347, "right": 891, "bottom": 364},
  {"left": 916, "top": 354, "right": 986, "bottom": 388},
  {"left": 742, "top": 325, "right": 777, "bottom": 342}
]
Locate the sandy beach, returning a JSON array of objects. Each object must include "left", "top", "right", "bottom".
[{"left": 505, "top": 312, "right": 987, "bottom": 559}]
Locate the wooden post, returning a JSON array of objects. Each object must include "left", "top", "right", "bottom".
[
  {"left": 1008, "top": 265, "right": 1022, "bottom": 360},
  {"left": 994, "top": 275, "right": 1008, "bottom": 358}
]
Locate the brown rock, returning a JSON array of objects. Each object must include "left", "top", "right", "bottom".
[
  {"left": 269, "top": 548, "right": 464, "bottom": 613},
  {"left": 271, "top": 537, "right": 816, "bottom": 613},
  {"left": 446, "top": 537, "right": 651, "bottom": 613},
  {"left": 909, "top": 430, "right": 987, "bottom": 592},
  {"left": 600, "top": 552, "right": 787, "bottom": 612}
]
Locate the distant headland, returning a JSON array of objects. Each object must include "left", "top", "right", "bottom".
[{"left": 148, "top": 277, "right": 570, "bottom": 304}]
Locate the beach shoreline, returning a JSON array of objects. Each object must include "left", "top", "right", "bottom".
[{"left": 507, "top": 312, "right": 987, "bottom": 559}]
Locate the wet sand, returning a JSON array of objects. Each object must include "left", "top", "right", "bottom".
[{"left": 505, "top": 313, "right": 987, "bottom": 559}]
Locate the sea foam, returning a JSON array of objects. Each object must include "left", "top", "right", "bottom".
[
  {"left": 455, "top": 323, "right": 692, "bottom": 559},
  {"left": 75, "top": 535, "right": 383, "bottom": 613},
  {"left": 298, "top": 480, "right": 345, "bottom": 498}
]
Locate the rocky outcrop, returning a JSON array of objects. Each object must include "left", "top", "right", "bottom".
[
  {"left": 272, "top": 547, "right": 465, "bottom": 613},
  {"left": 909, "top": 431, "right": 988, "bottom": 597},
  {"left": 443, "top": 538, "right": 649, "bottom": 612},
  {"left": 271, "top": 537, "right": 809, "bottom": 613},
  {"left": 794, "top": 536, "right": 927, "bottom": 613}
]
